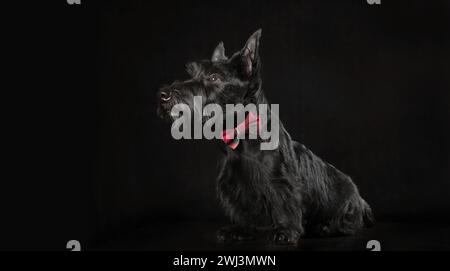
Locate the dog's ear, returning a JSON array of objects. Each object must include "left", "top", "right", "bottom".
[
  {"left": 240, "top": 29, "right": 262, "bottom": 76},
  {"left": 211, "top": 42, "right": 227, "bottom": 62}
]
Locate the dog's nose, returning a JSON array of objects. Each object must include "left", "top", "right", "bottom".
[{"left": 160, "top": 91, "right": 172, "bottom": 102}]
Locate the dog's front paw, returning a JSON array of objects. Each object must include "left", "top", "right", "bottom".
[
  {"left": 272, "top": 228, "right": 300, "bottom": 245},
  {"left": 217, "top": 226, "right": 256, "bottom": 243}
]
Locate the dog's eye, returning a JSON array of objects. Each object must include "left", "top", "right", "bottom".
[{"left": 207, "top": 74, "right": 219, "bottom": 82}]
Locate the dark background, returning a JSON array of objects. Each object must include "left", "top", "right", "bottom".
[{"left": 2, "top": 0, "right": 449, "bottom": 250}]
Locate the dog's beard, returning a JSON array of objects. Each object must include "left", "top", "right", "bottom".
[
  {"left": 157, "top": 106, "right": 219, "bottom": 131},
  {"left": 157, "top": 98, "right": 179, "bottom": 122}
]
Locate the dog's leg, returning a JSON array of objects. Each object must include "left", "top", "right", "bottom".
[
  {"left": 270, "top": 224, "right": 302, "bottom": 245},
  {"left": 216, "top": 225, "right": 257, "bottom": 243}
]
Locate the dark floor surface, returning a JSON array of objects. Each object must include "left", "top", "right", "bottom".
[{"left": 97, "top": 221, "right": 450, "bottom": 251}]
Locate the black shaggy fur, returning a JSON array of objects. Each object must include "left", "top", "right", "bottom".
[{"left": 157, "top": 30, "right": 374, "bottom": 245}]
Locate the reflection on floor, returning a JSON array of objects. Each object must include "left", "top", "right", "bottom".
[{"left": 98, "top": 221, "right": 450, "bottom": 251}]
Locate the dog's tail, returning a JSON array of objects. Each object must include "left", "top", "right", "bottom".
[{"left": 361, "top": 198, "right": 375, "bottom": 227}]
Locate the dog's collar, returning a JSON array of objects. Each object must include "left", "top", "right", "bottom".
[{"left": 220, "top": 111, "right": 261, "bottom": 150}]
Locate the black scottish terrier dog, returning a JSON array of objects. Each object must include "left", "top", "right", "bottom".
[{"left": 157, "top": 29, "right": 374, "bottom": 245}]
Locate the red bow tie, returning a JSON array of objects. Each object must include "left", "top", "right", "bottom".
[{"left": 221, "top": 111, "right": 261, "bottom": 149}]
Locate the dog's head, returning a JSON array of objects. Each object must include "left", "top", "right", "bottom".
[{"left": 157, "top": 29, "right": 263, "bottom": 122}]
